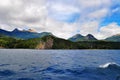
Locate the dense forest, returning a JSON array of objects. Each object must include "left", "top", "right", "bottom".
[{"left": 0, "top": 35, "right": 120, "bottom": 49}]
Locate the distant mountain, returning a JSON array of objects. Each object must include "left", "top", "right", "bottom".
[
  {"left": 1, "top": 35, "right": 120, "bottom": 49},
  {"left": 25, "top": 29, "right": 36, "bottom": 33},
  {"left": 0, "top": 28, "right": 53, "bottom": 39},
  {"left": 69, "top": 34, "right": 97, "bottom": 42},
  {"left": 68, "top": 34, "right": 84, "bottom": 42},
  {"left": 0, "top": 28, "right": 10, "bottom": 36},
  {"left": 84, "top": 34, "right": 97, "bottom": 41},
  {"left": 105, "top": 34, "right": 120, "bottom": 42}
]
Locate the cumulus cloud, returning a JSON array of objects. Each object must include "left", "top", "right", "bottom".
[
  {"left": 0, "top": 0, "right": 120, "bottom": 39},
  {"left": 87, "top": 8, "right": 109, "bottom": 20},
  {"left": 97, "top": 23, "right": 120, "bottom": 39},
  {"left": 80, "top": 21, "right": 99, "bottom": 35}
]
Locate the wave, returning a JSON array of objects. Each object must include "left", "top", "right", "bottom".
[
  {"left": 1, "top": 63, "right": 120, "bottom": 80},
  {"left": 99, "top": 62, "right": 120, "bottom": 69},
  {"left": 17, "top": 78, "right": 34, "bottom": 80},
  {"left": 40, "top": 63, "right": 120, "bottom": 80},
  {"left": 0, "top": 70, "right": 15, "bottom": 76}
]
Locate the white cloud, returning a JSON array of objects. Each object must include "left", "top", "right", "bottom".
[
  {"left": 48, "top": 3, "right": 80, "bottom": 14},
  {"left": 97, "top": 23, "right": 120, "bottom": 39},
  {"left": 88, "top": 8, "right": 109, "bottom": 20},
  {"left": 0, "top": 0, "right": 120, "bottom": 39},
  {"left": 79, "top": 22, "right": 120, "bottom": 39},
  {"left": 42, "top": 18, "right": 78, "bottom": 39},
  {"left": 80, "top": 21, "right": 99, "bottom": 36},
  {"left": 79, "top": 0, "right": 111, "bottom": 8},
  {"left": 47, "top": 0, "right": 80, "bottom": 22}
]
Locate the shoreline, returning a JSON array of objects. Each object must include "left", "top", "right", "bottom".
[{"left": 0, "top": 48, "right": 120, "bottom": 50}]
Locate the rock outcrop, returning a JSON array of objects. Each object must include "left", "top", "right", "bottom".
[{"left": 36, "top": 37, "right": 53, "bottom": 49}]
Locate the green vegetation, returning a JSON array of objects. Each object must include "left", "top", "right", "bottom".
[
  {"left": 105, "top": 34, "right": 120, "bottom": 42},
  {"left": 0, "top": 35, "right": 120, "bottom": 49},
  {"left": 0, "top": 35, "right": 17, "bottom": 48},
  {"left": 15, "top": 36, "right": 79, "bottom": 49},
  {"left": 52, "top": 37, "right": 79, "bottom": 49},
  {"left": 77, "top": 41, "right": 120, "bottom": 49}
]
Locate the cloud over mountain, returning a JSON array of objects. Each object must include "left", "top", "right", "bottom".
[{"left": 0, "top": 0, "right": 120, "bottom": 39}]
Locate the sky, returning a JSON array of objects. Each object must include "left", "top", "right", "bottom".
[{"left": 0, "top": 0, "right": 120, "bottom": 39}]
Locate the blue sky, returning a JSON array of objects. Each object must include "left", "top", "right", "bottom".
[
  {"left": 46, "top": 0, "right": 120, "bottom": 39},
  {"left": 101, "top": 10, "right": 120, "bottom": 26},
  {"left": 100, "top": 2, "right": 120, "bottom": 26},
  {"left": 0, "top": 0, "right": 120, "bottom": 39}
]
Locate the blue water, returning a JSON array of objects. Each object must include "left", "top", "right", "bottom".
[{"left": 0, "top": 49, "right": 120, "bottom": 80}]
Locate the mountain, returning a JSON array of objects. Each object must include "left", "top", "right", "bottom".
[
  {"left": 69, "top": 34, "right": 97, "bottom": 42},
  {"left": 105, "top": 34, "right": 120, "bottom": 42},
  {"left": 0, "top": 28, "right": 53, "bottom": 39},
  {"left": 0, "top": 28, "right": 10, "bottom": 36},
  {"left": 84, "top": 34, "right": 97, "bottom": 41},
  {"left": 12, "top": 28, "right": 20, "bottom": 32},
  {"left": 22, "top": 28, "right": 37, "bottom": 33},
  {"left": 68, "top": 34, "right": 84, "bottom": 42},
  {"left": 1, "top": 34, "right": 120, "bottom": 49},
  {"left": 15, "top": 35, "right": 79, "bottom": 49},
  {"left": 0, "top": 35, "right": 79, "bottom": 49}
]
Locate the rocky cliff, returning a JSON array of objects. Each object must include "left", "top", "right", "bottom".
[{"left": 36, "top": 37, "right": 53, "bottom": 49}]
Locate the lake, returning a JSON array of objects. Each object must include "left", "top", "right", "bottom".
[{"left": 0, "top": 49, "right": 120, "bottom": 80}]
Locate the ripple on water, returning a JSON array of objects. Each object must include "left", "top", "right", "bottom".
[
  {"left": 17, "top": 78, "right": 35, "bottom": 80},
  {"left": 0, "top": 70, "right": 15, "bottom": 76}
]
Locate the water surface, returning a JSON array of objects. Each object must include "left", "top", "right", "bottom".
[{"left": 0, "top": 49, "right": 120, "bottom": 80}]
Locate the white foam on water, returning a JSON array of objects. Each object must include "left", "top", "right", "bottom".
[{"left": 99, "top": 62, "right": 120, "bottom": 68}]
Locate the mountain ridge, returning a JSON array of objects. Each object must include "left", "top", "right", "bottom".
[
  {"left": 68, "top": 34, "right": 97, "bottom": 42},
  {"left": 105, "top": 34, "right": 120, "bottom": 42},
  {"left": 0, "top": 28, "right": 53, "bottom": 39},
  {"left": 1, "top": 34, "right": 120, "bottom": 49},
  {"left": 0, "top": 28, "right": 120, "bottom": 42}
]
